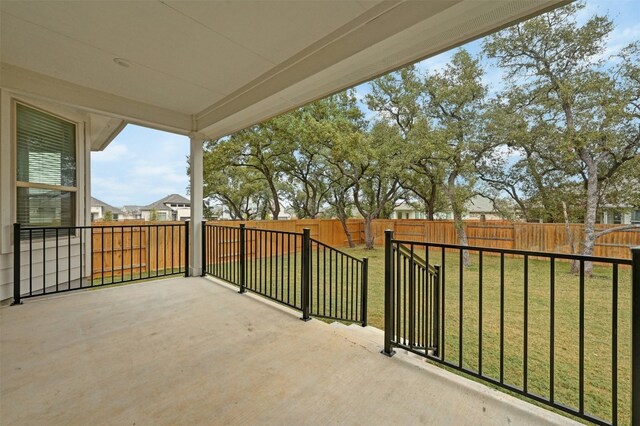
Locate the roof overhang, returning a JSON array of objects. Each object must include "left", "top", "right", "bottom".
[{"left": 0, "top": 0, "right": 569, "bottom": 143}]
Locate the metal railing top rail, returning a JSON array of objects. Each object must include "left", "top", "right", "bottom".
[
  {"left": 206, "top": 223, "right": 248, "bottom": 230},
  {"left": 311, "top": 238, "right": 363, "bottom": 264},
  {"left": 18, "top": 223, "right": 181, "bottom": 231},
  {"left": 244, "top": 226, "right": 304, "bottom": 236},
  {"left": 392, "top": 238, "right": 633, "bottom": 265},
  {"left": 396, "top": 243, "right": 438, "bottom": 275}
]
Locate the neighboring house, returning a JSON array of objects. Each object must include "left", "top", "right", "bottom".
[
  {"left": 121, "top": 205, "right": 144, "bottom": 220},
  {"left": 273, "top": 212, "right": 293, "bottom": 220},
  {"left": 90, "top": 197, "right": 123, "bottom": 222},
  {"left": 461, "top": 195, "right": 506, "bottom": 221},
  {"left": 215, "top": 208, "right": 293, "bottom": 221},
  {"left": 396, "top": 195, "right": 507, "bottom": 221},
  {"left": 600, "top": 206, "right": 640, "bottom": 225},
  {"left": 394, "top": 203, "right": 426, "bottom": 220},
  {"left": 140, "top": 194, "right": 190, "bottom": 221}
]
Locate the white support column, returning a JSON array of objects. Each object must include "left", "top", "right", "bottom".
[{"left": 189, "top": 133, "right": 205, "bottom": 277}]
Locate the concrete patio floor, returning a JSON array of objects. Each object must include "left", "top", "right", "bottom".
[{"left": 1, "top": 277, "right": 578, "bottom": 425}]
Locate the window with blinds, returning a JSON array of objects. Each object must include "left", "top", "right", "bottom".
[{"left": 16, "top": 104, "right": 77, "bottom": 227}]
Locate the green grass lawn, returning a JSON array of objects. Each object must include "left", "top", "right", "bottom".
[{"left": 339, "top": 245, "right": 632, "bottom": 425}]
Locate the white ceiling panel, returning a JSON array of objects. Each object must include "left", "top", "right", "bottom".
[
  {"left": 1, "top": 12, "right": 221, "bottom": 114},
  {"left": 0, "top": 0, "right": 570, "bottom": 138},
  {"left": 164, "top": 1, "right": 378, "bottom": 64},
  {"left": 1, "top": 1, "right": 276, "bottom": 111}
]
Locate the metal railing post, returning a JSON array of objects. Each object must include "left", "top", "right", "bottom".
[
  {"left": 382, "top": 229, "right": 395, "bottom": 356},
  {"left": 201, "top": 220, "right": 207, "bottom": 277},
  {"left": 300, "top": 228, "right": 311, "bottom": 321},
  {"left": 433, "top": 264, "right": 441, "bottom": 356},
  {"left": 409, "top": 245, "right": 415, "bottom": 348},
  {"left": 632, "top": 247, "right": 640, "bottom": 426},
  {"left": 239, "top": 224, "right": 246, "bottom": 294},
  {"left": 184, "top": 219, "right": 190, "bottom": 277},
  {"left": 12, "top": 223, "right": 22, "bottom": 306},
  {"left": 361, "top": 257, "right": 368, "bottom": 327}
]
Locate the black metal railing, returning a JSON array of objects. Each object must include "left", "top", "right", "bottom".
[
  {"left": 384, "top": 242, "right": 440, "bottom": 355},
  {"left": 204, "top": 224, "right": 307, "bottom": 313},
  {"left": 383, "top": 230, "right": 640, "bottom": 426},
  {"left": 203, "top": 223, "right": 368, "bottom": 325},
  {"left": 310, "top": 238, "right": 367, "bottom": 325},
  {"left": 203, "top": 224, "right": 242, "bottom": 286},
  {"left": 12, "top": 222, "right": 189, "bottom": 304}
]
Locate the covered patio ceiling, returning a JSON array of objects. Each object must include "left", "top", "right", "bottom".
[{"left": 1, "top": 0, "right": 568, "bottom": 145}]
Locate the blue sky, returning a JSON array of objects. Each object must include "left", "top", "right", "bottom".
[{"left": 91, "top": 0, "right": 640, "bottom": 208}]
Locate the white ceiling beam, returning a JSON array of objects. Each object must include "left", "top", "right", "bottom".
[
  {"left": 197, "top": 0, "right": 570, "bottom": 139},
  {"left": 1, "top": 63, "right": 192, "bottom": 134},
  {"left": 195, "top": 0, "right": 458, "bottom": 134}
]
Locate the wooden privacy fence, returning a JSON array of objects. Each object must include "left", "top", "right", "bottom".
[
  {"left": 92, "top": 219, "right": 639, "bottom": 271},
  {"left": 206, "top": 219, "right": 640, "bottom": 259},
  {"left": 204, "top": 219, "right": 363, "bottom": 246},
  {"left": 91, "top": 221, "right": 187, "bottom": 280}
]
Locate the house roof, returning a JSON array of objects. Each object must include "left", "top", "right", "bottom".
[
  {"left": 1, "top": 0, "right": 568, "bottom": 142},
  {"left": 466, "top": 195, "right": 496, "bottom": 213},
  {"left": 91, "top": 197, "right": 123, "bottom": 215},
  {"left": 122, "top": 205, "right": 143, "bottom": 213},
  {"left": 394, "top": 195, "right": 499, "bottom": 215},
  {"left": 143, "top": 194, "right": 190, "bottom": 212},
  {"left": 395, "top": 202, "right": 418, "bottom": 212}
]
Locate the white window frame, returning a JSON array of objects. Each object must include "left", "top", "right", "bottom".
[
  {"left": 0, "top": 91, "right": 88, "bottom": 254},
  {"left": 14, "top": 101, "right": 80, "bottom": 228}
]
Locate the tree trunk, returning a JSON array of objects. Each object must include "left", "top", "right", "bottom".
[
  {"left": 445, "top": 173, "right": 471, "bottom": 268},
  {"left": 427, "top": 182, "right": 437, "bottom": 220},
  {"left": 259, "top": 201, "right": 268, "bottom": 220},
  {"left": 580, "top": 154, "right": 599, "bottom": 276},
  {"left": 338, "top": 214, "right": 355, "bottom": 248},
  {"left": 270, "top": 204, "right": 280, "bottom": 220},
  {"left": 363, "top": 216, "right": 374, "bottom": 250},
  {"left": 452, "top": 209, "right": 471, "bottom": 268},
  {"left": 267, "top": 180, "right": 280, "bottom": 220},
  {"left": 563, "top": 201, "right": 580, "bottom": 273}
]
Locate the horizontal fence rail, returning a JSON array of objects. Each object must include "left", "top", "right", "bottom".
[
  {"left": 204, "top": 218, "right": 640, "bottom": 260},
  {"left": 12, "top": 222, "right": 188, "bottom": 303},
  {"left": 203, "top": 223, "right": 367, "bottom": 325},
  {"left": 383, "top": 230, "right": 639, "bottom": 426}
]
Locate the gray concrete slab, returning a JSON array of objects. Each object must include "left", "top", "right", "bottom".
[{"left": 1, "top": 277, "right": 579, "bottom": 426}]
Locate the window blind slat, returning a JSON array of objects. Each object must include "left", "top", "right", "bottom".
[
  {"left": 16, "top": 104, "right": 76, "bottom": 187},
  {"left": 16, "top": 104, "right": 77, "bottom": 227}
]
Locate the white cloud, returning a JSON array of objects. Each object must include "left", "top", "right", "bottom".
[
  {"left": 611, "top": 22, "right": 640, "bottom": 43},
  {"left": 603, "top": 22, "right": 640, "bottom": 57}
]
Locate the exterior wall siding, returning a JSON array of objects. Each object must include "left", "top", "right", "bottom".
[{"left": 0, "top": 89, "right": 91, "bottom": 302}]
